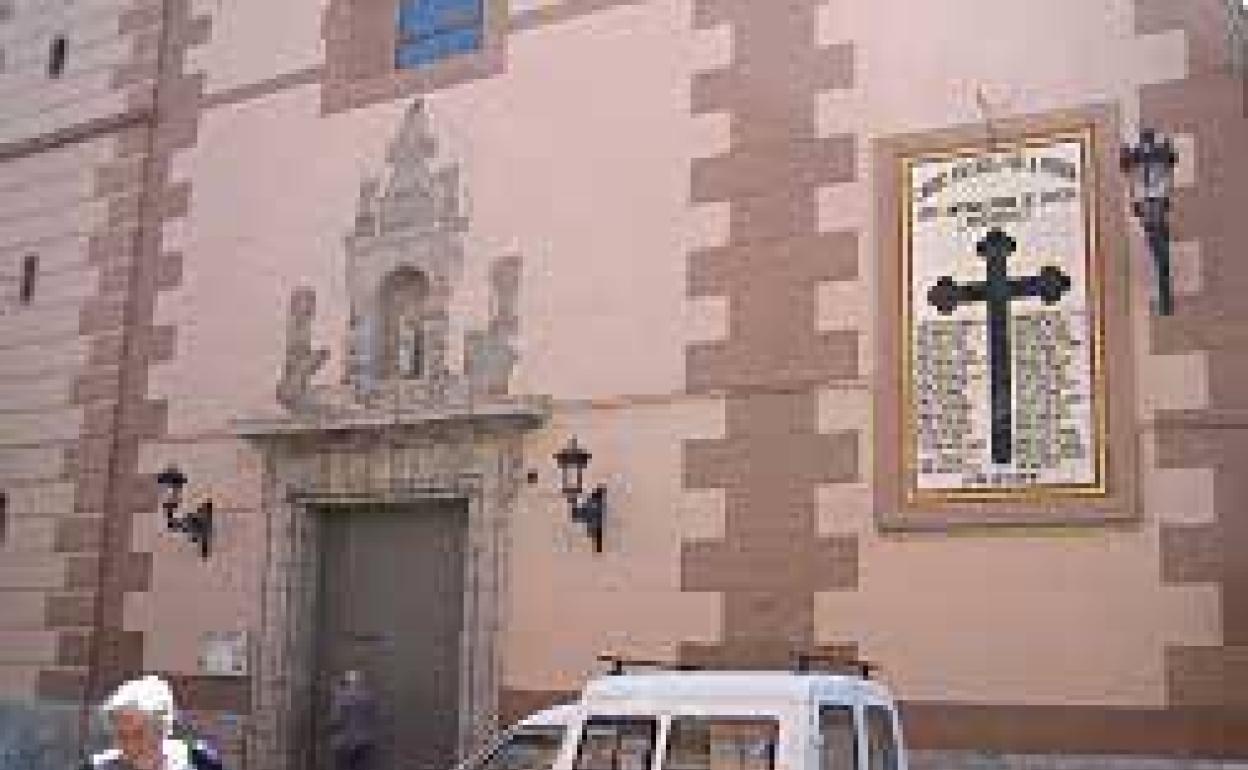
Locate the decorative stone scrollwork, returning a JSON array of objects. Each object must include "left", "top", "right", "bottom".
[{"left": 276, "top": 287, "right": 330, "bottom": 413}]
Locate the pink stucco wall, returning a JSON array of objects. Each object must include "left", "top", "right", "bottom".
[{"left": 129, "top": 0, "right": 1223, "bottom": 711}]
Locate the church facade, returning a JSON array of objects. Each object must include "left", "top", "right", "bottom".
[{"left": 0, "top": 0, "right": 1246, "bottom": 768}]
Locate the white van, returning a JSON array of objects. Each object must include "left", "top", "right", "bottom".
[{"left": 463, "top": 669, "right": 906, "bottom": 770}]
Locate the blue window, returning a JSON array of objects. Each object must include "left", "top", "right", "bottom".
[{"left": 396, "top": 0, "right": 484, "bottom": 70}]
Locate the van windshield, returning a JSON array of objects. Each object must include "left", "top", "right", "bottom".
[
  {"left": 666, "top": 717, "right": 779, "bottom": 770},
  {"left": 573, "top": 717, "right": 658, "bottom": 770},
  {"left": 469, "top": 725, "right": 566, "bottom": 770}
]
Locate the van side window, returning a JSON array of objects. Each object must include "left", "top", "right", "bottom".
[
  {"left": 865, "top": 707, "right": 897, "bottom": 770},
  {"left": 477, "top": 726, "right": 566, "bottom": 770},
  {"left": 573, "top": 717, "right": 657, "bottom": 770},
  {"left": 666, "top": 717, "right": 778, "bottom": 770},
  {"left": 819, "top": 706, "right": 857, "bottom": 770}
]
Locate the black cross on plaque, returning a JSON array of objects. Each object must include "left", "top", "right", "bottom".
[{"left": 927, "top": 228, "right": 1072, "bottom": 465}]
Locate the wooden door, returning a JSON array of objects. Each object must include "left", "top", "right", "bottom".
[{"left": 316, "top": 500, "right": 467, "bottom": 770}]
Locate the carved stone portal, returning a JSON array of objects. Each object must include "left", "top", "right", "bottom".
[{"left": 243, "top": 99, "right": 547, "bottom": 770}]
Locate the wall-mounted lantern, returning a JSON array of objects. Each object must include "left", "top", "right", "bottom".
[
  {"left": 155, "top": 465, "right": 213, "bottom": 559},
  {"left": 553, "top": 436, "right": 607, "bottom": 553},
  {"left": 1121, "top": 128, "right": 1179, "bottom": 316}
]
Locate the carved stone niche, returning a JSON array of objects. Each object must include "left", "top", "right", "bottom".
[
  {"left": 270, "top": 98, "right": 524, "bottom": 423},
  {"left": 345, "top": 99, "right": 466, "bottom": 399},
  {"left": 339, "top": 99, "right": 522, "bottom": 409}
]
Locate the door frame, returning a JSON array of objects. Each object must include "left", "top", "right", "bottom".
[{"left": 245, "top": 431, "right": 525, "bottom": 770}]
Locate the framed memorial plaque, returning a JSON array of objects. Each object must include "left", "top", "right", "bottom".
[
  {"left": 873, "top": 108, "right": 1137, "bottom": 528},
  {"left": 902, "top": 129, "right": 1105, "bottom": 501}
]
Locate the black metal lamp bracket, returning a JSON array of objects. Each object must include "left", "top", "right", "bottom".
[
  {"left": 163, "top": 499, "right": 213, "bottom": 559},
  {"left": 569, "top": 485, "right": 607, "bottom": 553}
]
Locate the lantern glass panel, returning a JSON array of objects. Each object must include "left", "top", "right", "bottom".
[
  {"left": 161, "top": 485, "right": 182, "bottom": 510},
  {"left": 1140, "top": 158, "right": 1173, "bottom": 202},
  {"left": 560, "top": 463, "right": 584, "bottom": 497}
]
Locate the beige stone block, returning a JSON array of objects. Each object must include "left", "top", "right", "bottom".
[
  {"left": 0, "top": 173, "right": 94, "bottom": 218},
  {"left": 1137, "top": 350, "right": 1208, "bottom": 418},
  {"left": 815, "top": 388, "right": 871, "bottom": 537},
  {"left": 0, "top": 407, "right": 85, "bottom": 447},
  {"left": 687, "top": 202, "right": 730, "bottom": 252},
  {"left": 816, "top": 482, "right": 873, "bottom": 536},
  {"left": 0, "top": 592, "right": 50, "bottom": 630},
  {"left": 1170, "top": 239, "right": 1202, "bottom": 296},
  {"left": 683, "top": 295, "right": 728, "bottom": 345},
  {"left": 1173, "top": 133, "right": 1198, "bottom": 189},
  {"left": 817, "top": 179, "right": 870, "bottom": 233},
  {"left": 814, "top": 87, "right": 861, "bottom": 139},
  {"left": 23, "top": 265, "right": 99, "bottom": 304},
  {"left": 0, "top": 197, "right": 112, "bottom": 248},
  {"left": 0, "top": 330, "right": 87, "bottom": 371},
  {"left": 0, "top": 554, "right": 67, "bottom": 589},
  {"left": 690, "top": 111, "right": 731, "bottom": 160},
  {"left": 1140, "top": 439, "right": 1217, "bottom": 525},
  {"left": 0, "top": 631, "right": 59, "bottom": 665},
  {"left": 1, "top": 306, "right": 93, "bottom": 350},
  {"left": 816, "top": 278, "right": 870, "bottom": 337},
  {"left": 7, "top": 483, "right": 78, "bottom": 518},
  {"left": 0, "top": 446, "right": 68, "bottom": 483},
  {"left": 690, "top": 23, "right": 733, "bottom": 75},
  {"left": 0, "top": 664, "right": 39, "bottom": 699},
  {"left": 679, "top": 487, "right": 725, "bottom": 542},
  {"left": 0, "top": 374, "right": 76, "bottom": 414},
  {"left": 123, "top": 588, "right": 155, "bottom": 637},
  {"left": 1, "top": 516, "right": 57, "bottom": 552},
  {"left": 815, "top": 1, "right": 849, "bottom": 46},
  {"left": 817, "top": 386, "right": 871, "bottom": 434},
  {"left": 509, "top": 0, "right": 562, "bottom": 17}
]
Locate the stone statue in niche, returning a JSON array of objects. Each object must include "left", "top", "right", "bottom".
[
  {"left": 276, "top": 287, "right": 329, "bottom": 411},
  {"left": 353, "top": 178, "right": 380, "bottom": 238},
  {"left": 379, "top": 268, "right": 430, "bottom": 380},
  {"left": 345, "top": 312, "right": 376, "bottom": 395},
  {"left": 465, "top": 255, "right": 521, "bottom": 396},
  {"left": 395, "top": 313, "right": 424, "bottom": 379}
]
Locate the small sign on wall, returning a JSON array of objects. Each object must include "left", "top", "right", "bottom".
[{"left": 199, "top": 631, "right": 248, "bottom": 677}]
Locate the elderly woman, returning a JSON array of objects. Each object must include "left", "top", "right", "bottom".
[{"left": 83, "top": 676, "right": 226, "bottom": 770}]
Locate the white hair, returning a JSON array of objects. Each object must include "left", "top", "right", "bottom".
[{"left": 101, "top": 675, "right": 176, "bottom": 737}]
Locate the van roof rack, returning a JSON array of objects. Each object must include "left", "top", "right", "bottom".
[
  {"left": 793, "top": 652, "right": 877, "bottom": 679},
  {"left": 596, "top": 652, "right": 876, "bottom": 679},
  {"left": 597, "top": 654, "right": 703, "bottom": 675}
]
